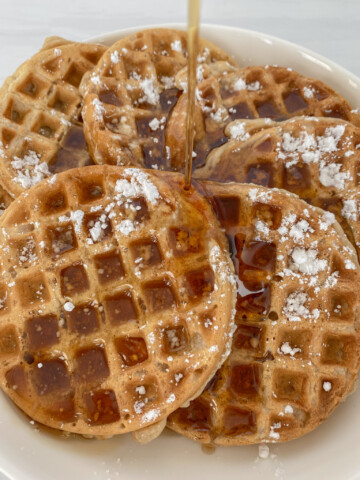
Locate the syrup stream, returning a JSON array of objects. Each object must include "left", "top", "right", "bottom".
[{"left": 184, "top": 0, "right": 201, "bottom": 190}]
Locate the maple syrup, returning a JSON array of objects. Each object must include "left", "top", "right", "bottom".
[
  {"left": 201, "top": 443, "right": 216, "bottom": 455},
  {"left": 184, "top": 0, "right": 201, "bottom": 189}
]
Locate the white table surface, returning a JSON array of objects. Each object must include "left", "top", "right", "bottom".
[
  {"left": 0, "top": 1, "right": 360, "bottom": 479},
  {"left": 1, "top": 0, "right": 360, "bottom": 84}
]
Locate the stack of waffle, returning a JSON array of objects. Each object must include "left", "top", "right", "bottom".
[{"left": 0, "top": 28, "right": 359, "bottom": 447}]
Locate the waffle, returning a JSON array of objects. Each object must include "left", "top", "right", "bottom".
[
  {"left": 194, "top": 116, "right": 360, "bottom": 261},
  {"left": 0, "top": 38, "right": 107, "bottom": 198},
  {"left": 82, "top": 57, "right": 360, "bottom": 173},
  {"left": 168, "top": 182, "right": 360, "bottom": 445},
  {"left": 216, "top": 65, "right": 360, "bottom": 127},
  {"left": 0, "top": 165, "right": 236, "bottom": 439},
  {"left": 80, "top": 28, "right": 238, "bottom": 169},
  {"left": 0, "top": 184, "right": 14, "bottom": 217}
]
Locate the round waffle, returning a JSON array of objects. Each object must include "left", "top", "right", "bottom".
[
  {"left": 0, "top": 165, "right": 236, "bottom": 438},
  {"left": 168, "top": 182, "right": 360, "bottom": 445},
  {"left": 0, "top": 38, "right": 107, "bottom": 198},
  {"left": 217, "top": 65, "right": 360, "bottom": 126},
  {"left": 82, "top": 58, "right": 360, "bottom": 174},
  {"left": 80, "top": 27, "right": 238, "bottom": 169},
  {"left": 167, "top": 64, "right": 360, "bottom": 172},
  {"left": 193, "top": 116, "right": 360, "bottom": 261}
]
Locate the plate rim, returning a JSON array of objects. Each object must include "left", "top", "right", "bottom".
[{"left": 0, "top": 22, "right": 359, "bottom": 480}]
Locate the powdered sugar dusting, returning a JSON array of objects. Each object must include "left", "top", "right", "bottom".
[
  {"left": 115, "top": 168, "right": 161, "bottom": 205},
  {"left": 11, "top": 151, "right": 51, "bottom": 189},
  {"left": 290, "top": 247, "right": 327, "bottom": 275},
  {"left": 323, "top": 381, "right": 332, "bottom": 392},
  {"left": 283, "top": 292, "right": 309, "bottom": 322},
  {"left": 342, "top": 199, "right": 357, "bottom": 220},
  {"left": 170, "top": 40, "right": 182, "bottom": 52},
  {"left": 319, "top": 163, "right": 351, "bottom": 189},
  {"left": 92, "top": 98, "right": 106, "bottom": 121},
  {"left": 110, "top": 50, "right": 120, "bottom": 64},
  {"left": 280, "top": 124, "right": 347, "bottom": 168},
  {"left": 233, "top": 77, "right": 261, "bottom": 92},
  {"left": 228, "top": 122, "right": 250, "bottom": 141},
  {"left": 116, "top": 219, "right": 135, "bottom": 236},
  {"left": 279, "top": 342, "right": 301, "bottom": 357},
  {"left": 141, "top": 408, "right": 160, "bottom": 425}
]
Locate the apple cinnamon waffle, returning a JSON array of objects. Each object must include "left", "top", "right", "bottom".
[
  {"left": 0, "top": 165, "right": 236, "bottom": 439},
  {"left": 168, "top": 182, "right": 360, "bottom": 445},
  {"left": 194, "top": 116, "right": 360, "bottom": 261},
  {"left": 80, "top": 27, "right": 238, "bottom": 169},
  {"left": 0, "top": 38, "right": 106, "bottom": 197}
]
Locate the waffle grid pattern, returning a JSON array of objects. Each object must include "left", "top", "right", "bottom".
[
  {"left": 0, "top": 166, "right": 235, "bottom": 435},
  {"left": 217, "top": 66, "right": 360, "bottom": 126},
  {"left": 0, "top": 40, "right": 106, "bottom": 197},
  {"left": 194, "top": 116, "right": 360, "bottom": 262},
  {"left": 168, "top": 183, "right": 360, "bottom": 445},
  {"left": 81, "top": 28, "right": 237, "bottom": 168}
]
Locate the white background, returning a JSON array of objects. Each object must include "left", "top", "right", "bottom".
[
  {"left": 0, "top": 1, "right": 360, "bottom": 479},
  {"left": 1, "top": 0, "right": 360, "bottom": 84}
]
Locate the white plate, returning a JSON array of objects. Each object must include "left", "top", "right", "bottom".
[{"left": 1, "top": 24, "right": 360, "bottom": 480}]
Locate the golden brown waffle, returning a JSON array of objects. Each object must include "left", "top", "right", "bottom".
[
  {"left": 165, "top": 64, "right": 360, "bottom": 171},
  {"left": 0, "top": 165, "right": 236, "bottom": 438},
  {"left": 0, "top": 184, "right": 14, "bottom": 217},
  {"left": 80, "top": 28, "right": 238, "bottom": 169},
  {"left": 194, "top": 116, "right": 360, "bottom": 262},
  {"left": 341, "top": 189, "right": 360, "bottom": 252},
  {"left": 168, "top": 182, "right": 360, "bottom": 445},
  {"left": 0, "top": 38, "right": 106, "bottom": 197},
  {"left": 82, "top": 58, "right": 360, "bottom": 173},
  {"left": 217, "top": 66, "right": 360, "bottom": 127}
]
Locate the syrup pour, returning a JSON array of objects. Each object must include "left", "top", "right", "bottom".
[{"left": 184, "top": 0, "right": 201, "bottom": 190}]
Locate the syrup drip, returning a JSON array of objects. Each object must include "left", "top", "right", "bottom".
[{"left": 184, "top": 0, "right": 201, "bottom": 189}]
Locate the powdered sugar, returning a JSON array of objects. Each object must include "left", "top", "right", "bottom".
[
  {"left": 92, "top": 98, "right": 106, "bottom": 121},
  {"left": 319, "top": 211, "right": 336, "bottom": 230},
  {"left": 136, "top": 75, "right": 160, "bottom": 106},
  {"left": 210, "top": 107, "right": 228, "bottom": 123},
  {"left": 279, "top": 342, "right": 301, "bottom": 357},
  {"left": 248, "top": 188, "right": 273, "bottom": 203},
  {"left": 342, "top": 198, "right": 357, "bottom": 220},
  {"left": 345, "top": 258, "right": 356, "bottom": 270},
  {"left": 269, "top": 422, "right": 281, "bottom": 440},
  {"left": 87, "top": 214, "right": 109, "bottom": 243},
  {"left": 233, "top": 77, "right": 261, "bottom": 92},
  {"left": 228, "top": 122, "right": 250, "bottom": 141},
  {"left": 116, "top": 219, "right": 135, "bottom": 236},
  {"left": 115, "top": 168, "right": 161, "bottom": 205},
  {"left": 290, "top": 247, "right": 327, "bottom": 275},
  {"left": 255, "top": 220, "right": 270, "bottom": 239},
  {"left": 280, "top": 124, "right": 346, "bottom": 167},
  {"left": 149, "top": 116, "right": 166, "bottom": 131},
  {"left": 277, "top": 214, "right": 314, "bottom": 243},
  {"left": 160, "top": 75, "right": 175, "bottom": 89},
  {"left": 141, "top": 408, "right": 160, "bottom": 425},
  {"left": 64, "top": 301, "right": 75, "bottom": 312},
  {"left": 283, "top": 292, "right": 309, "bottom": 322},
  {"left": 170, "top": 40, "right": 182, "bottom": 52},
  {"left": 11, "top": 151, "right": 51, "bottom": 189},
  {"left": 70, "top": 210, "right": 84, "bottom": 234},
  {"left": 303, "top": 86, "right": 315, "bottom": 98},
  {"left": 319, "top": 162, "right": 351, "bottom": 189},
  {"left": 323, "top": 381, "right": 332, "bottom": 392},
  {"left": 110, "top": 50, "right": 120, "bottom": 64}
]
